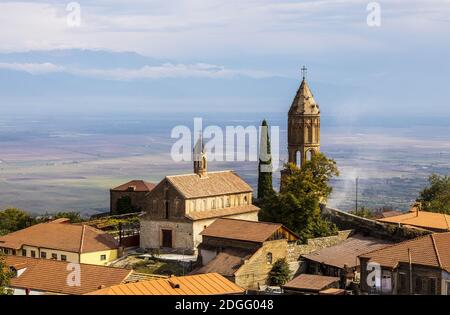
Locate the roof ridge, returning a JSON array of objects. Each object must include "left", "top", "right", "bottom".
[
  {"left": 166, "top": 170, "right": 234, "bottom": 178},
  {"left": 80, "top": 225, "right": 86, "bottom": 253},
  {"left": 430, "top": 234, "right": 443, "bottom": 268},
  {"left": 444, "top": 213, "right": 450, "bottom": 231}
]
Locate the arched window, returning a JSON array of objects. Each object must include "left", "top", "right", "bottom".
[
  {"left": 296, "top": 151, "right": 301, "bottom": 167},
  {"left": 226, "top": 197, "right": 230, "bottom": 207},
  {"left": 244, "top": 195, "right": 248, "bottom": 204},
  {"left": 306, "top": 150, "right": 313, "bottom": 161},
  {"left": 211, "top": 199, "right": 216, "bottom": 209},
  {"left": 165, "top": 201, "right": 169, "bottom": 219},
  {"left": 266, "top": 252, "right": 273, "bottom": 264}
]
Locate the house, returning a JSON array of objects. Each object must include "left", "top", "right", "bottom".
[
  {"left": 377, "top": 206, "right": 450, "bottom": 232},
  {"left": 301, "top": 234, "right": 391, "bottom": 287},
  {"left": 359, "top": 232, "right": 450, "bottom": 295},
  {"left": 191, "top": 218, "right": 299, "bottom": 290},
  {"left": 5, "top": 255, "right": 132, "bottom": 295},
  {"left": 110, "top": 179, "right": 156, "bottom": 215},
  {"left": 86, "top": 273, "right": 245, "bottom": 295},
  {"left": 283, "top": 274, "right": 341, "bottom": 295},
  {"left": 140, "top": 143, "right": 260, "bottom": 254},
  {"left": 0, "top": 218, "right": 120, "bottom": 265}
]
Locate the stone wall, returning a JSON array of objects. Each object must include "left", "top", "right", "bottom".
[
  {"left": 140, "top": 220, "right": 194, "bottom": 253},
  {"left": 321, "top": 206, "right": 430, "bottom": 242},
  {"left": 287, "top": 230, "right": 353, "bottom": 262},
  {"left": 235, "top": 239, "right": 289, "bottom": 290}
]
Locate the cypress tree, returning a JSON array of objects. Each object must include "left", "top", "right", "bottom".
[{"left": 257, "top": 119, "right": 274, "bottom": 200}]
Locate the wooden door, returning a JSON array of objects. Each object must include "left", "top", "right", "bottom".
[{"left": 162, "top": 229, "right": 172, "bottom": 248}]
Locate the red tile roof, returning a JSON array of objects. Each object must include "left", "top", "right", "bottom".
[
  {"left": 6, "top": 255, "right": 131, "bottom": 295},
  {"left": 166, "top": 171, "right": 253, "bottom": 199},
  {"left": 200, "top": 218, "right": 299, "bottom": 243},
  {"left": 359, "top": 232, "right": 450, "bottom": 272},
  {"left": 0, "top": 220, "right": 119, "bottom": 253},
  {"left": 302, "top": 234, "right": 392, "bottom": 269},
  {"left": 377, "top": 210, "right": 450, "bottom": 231},
  {"left": 283, "top": 274, "right": 340, "bottom": 292},
  {"left": 86, "top": 273, "right": 245, "bottom": 295},
  {"left": 192, "top": 248, "right": 255, "bottom": 276},
  {"left": 111, "top": 180, "right": 156, "bottom": 192}
]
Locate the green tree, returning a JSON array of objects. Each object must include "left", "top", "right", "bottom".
[
  {"left": 0, "top": 253, "right": 13, "bottom": 295},
  {"left": 257, "top": 119, "right": 275, "bottom": 200},
  {"left": 260, "top": 153, "right": 339, "bottom": 242},
  {"left": 418, "top": 174, "right": 450, "bottom": 214},
  {"left": 267, "top": 258, "right": 291, "bottom": 286},
  {"left": 0, "top": 208, "right": 33, "bottom": 236}
]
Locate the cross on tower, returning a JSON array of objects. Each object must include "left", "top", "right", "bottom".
[{"left": 301, "top": 65, "right": 307, "bottom": 80}]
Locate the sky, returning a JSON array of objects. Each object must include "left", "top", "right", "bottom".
[{"left": 0, "top": 0, "right": 449, "bottom": 119}]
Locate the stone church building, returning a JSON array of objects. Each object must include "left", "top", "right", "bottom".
[
  {"left": 140, "top": 142, "right": 259, "bottom": 254},
  {"left": 287, "top": 68, "right": 321, "bottom": 167}
]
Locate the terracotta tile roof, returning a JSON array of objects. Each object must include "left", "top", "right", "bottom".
[
  {"left": 302, "top": 234, "right": 392, "bottom": 269},
  {"left": 359, "top": 232, "right": 450, "bottom": 272},
  {"left": 0, "top": 220, "right": 119, "bottom": 253},
  {"left": 283, "top": 274, "right": 340, "bottom": 292},
  {"left": 200, "top": 218, "right": 298, "bottom": 243},
  {"left": 377, "top": 210, "right": 450, "bottom": 231},
  {"left": 86, "top": 273, "right": 245, "bottom": 295},
  {"left": 111, "top": 180, "right": 156, "bottom": 192},
  {"left": 167, "top": 171, "right": 253, "bottom": 199},
  {"left": 192, "top": 248, "right": 255, "bottom": 276},
  {"left": 6, "top": 256, "right": 131, "bottom": 295},
  {"left": 186, "top": 205, "right": 260, "bottom": 221}
]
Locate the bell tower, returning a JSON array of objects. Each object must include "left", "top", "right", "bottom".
[
  {"left": 193, "top": 134, "right": 207, "bottom": 177},
  {"left": 287, "top": 66, "right": 321, "bottom": 167}
]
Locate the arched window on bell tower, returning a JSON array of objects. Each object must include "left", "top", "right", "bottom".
[{"left": 296, "top": 151, "right": 301, "bottom": 167}]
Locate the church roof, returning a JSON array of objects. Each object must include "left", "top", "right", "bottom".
[
  {"left": 111, "top": 180, "right": 156, "bottom": 192},
  {"left": 166, "top": 170, "right": 253, "bottom": 199},
  {"left": 289, "top": 79, "right": 320, "bottom": 115}
]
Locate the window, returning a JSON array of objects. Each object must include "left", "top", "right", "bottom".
[
  {"left": 226, "top": 197, "right": 230, "bottom": 207},
  {"left": 61, "top": 255, "right": 67, "bottom": 262},
  {"left": 398, "top": 273, "right": 407, "bottom": 292},
  {"left": 100, "top": 255, "right": 107, "bottom": 261},
  {"left": 165, "top": 201, "right": 169, "bottom": 219},
  {"left": 429, "top": 278, "right": 437, "bottom": 295},
  {"left": 266, "top": 252, "right": 273, "bottom": 264},
  {"left": 51, "top": 253, "right": 58, "bottom": 260},
  {"left": 41, "top": 251, "right": 47, "bottom": 259},
  {"left": 415, "top": 277, "right": 423, "bottom": 294},
  {"left": 21, "top": 249, "right": 27, "bottom": 256},
  {"left": 211, "top": 199, "right": 216, "bottom": 209},
  {"left": 30, "top": 250, "right": 36, "bottom": 258},
  {"left": 244, "top": 196, "right": 248, "bottom": 204}
]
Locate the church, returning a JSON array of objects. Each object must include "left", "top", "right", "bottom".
[
  {"left": 140, "top": 139, "right": 260, "bottom": 254},
  {"left": 139, "top": 67, "right": 321, "bottom": 255}
]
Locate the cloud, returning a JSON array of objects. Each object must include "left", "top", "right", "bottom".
[
  {"left": 1, "top": 0, "right": 448, "bottom": 58},
  {"left": 0, "top": 61, "right": 273, "bottom": 80}
]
